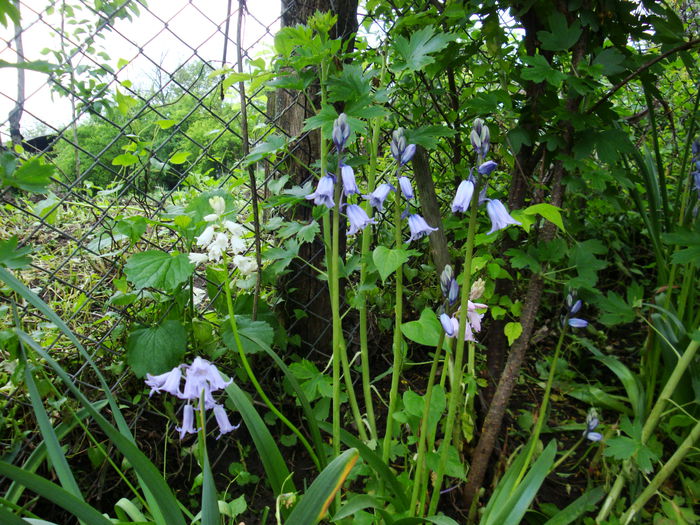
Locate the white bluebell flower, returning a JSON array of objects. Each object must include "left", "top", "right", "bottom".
[
  {"left": 486, "top": 199, "right": 521, "bottom": 234},
  {"left": 332, "top": 113, "right": 351, "bottom": 151},
  {"left": 305, "top": 175, "right": 335, "bottom": 208},
  {"left": 181, "top": 357, "right": 232, "bottom": 409},
  {"left": 452, "top": 180, "right": 475, "bottom": 213},
  {"left": 478, "top": 160, "right": 498, "bottom": 175},
  {"left": 364, "top": 183, "right": 394, "bottom": 211},
  {"left": 407, "top": 213, "right": 438, "bottom": 242},
  {"left": 346, "top": 204, "right": 377, "bottom": 235},
  {"left": 340, "top": 164, "right": 359, "bottom": 196},
  {"left": 398, "top": 176, "right": 414, "bottom": 199},
  {"left": 145, "top": 366, "right": 183, "bottom": 397}
]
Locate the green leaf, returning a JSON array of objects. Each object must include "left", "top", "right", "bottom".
[
  {"left": 222, "top": 316, "right": 274, "bottom": 355},
  {"left": 285, "top": 449, "right": 359, "bottom": 525},
  {"left": 537, "top": 12, "right": 582, "bottom": 51},
  {"left": 596, "top": 291, "right": 636, "bottom": 326},
  {"left": 243, "top": 134, "right": 287, "bottom": 165},
  {"left": 169, "top": 151, "right": 191, "bottom": 165},
  {"left": 542, "top": 487, "right": 606, "bottom": 525},
  {"left": 405, "top": 125, "right": 456, "bottom": 149},
  {"left": 373, "top": 246, "right": 416, "bottom": 283},
  {"left": 114, "top": 216, "right": 148, "bottom": 244},
  {"left": 521, "top": 54, "right": 564, "bottom": 86},
  {"left": 1, "top": 156, "right": 53, "bottom": 193},
  {"left": 0, "top": 59, "right": 57, "bottom": 73},
  {"left": 0, "top": 236, "right": 32, "bottom": 269},
  {"left": 603, "top": 436, "right": 638, "bottom": 461},
  {"left": 391, "top": 26, "right": 457, "bottom": 72},
  {"left": 33, "top": 194, "right": 61, "bottom": 225},
  {"left": 126, "top": 320, "right": 186, "bottom": 378},
  {"left": 124, "top": 250, "right": 194, "bottom": 292},
  {"left": 0, "top": 463, "right": 112, "bottom": 525},
  {"left": 569, "top": 240, "right": 607, "bottom": 288},
  {"left": 155, "top": 119, "right": 176, "bottom": 130},
  {"left": 593, "top": 48, "right": 626, "bottom": 76},
  {"left": 115, "top": 88, "right": 137, "bottom": 116},
  {"left": 334, "top": 495, "right": 384, "bottom": 520},
  {"left": 112, "top": 153, "right": 139, "bottom": 166},
  {"left": 504, "top": 322, "right": 522, "bottom": 346},
  {"left": 225, "top": 382, "right": 294, "bottom": 496},
  {"left": 327, "top": 64, "right": 373, "bottom": 103},
  {"left": 523, "top": 203, "right": 565, "bottom": 231},
  {"left": 401, "top": 308, "right": 444, "bottom": 348}
]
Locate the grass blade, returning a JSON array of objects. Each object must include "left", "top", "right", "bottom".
[
  {"left": 543, "top": 486, "right": 605, "bottom": 525},
  {"left": 285, "top": 448, "right": 358, "bottom": 525},
  {"left": 16, "top": 331, "right": 186, "bottom": 525},
  {"left": 224, "top": 380, "right": 294, "bottom": 495},
  {"left": 0, "top": 463, "right": 113, "bottom": 525}
]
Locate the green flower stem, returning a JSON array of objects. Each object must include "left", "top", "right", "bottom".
[
  {"left": 410, "top": 330, "right": 446, "bottom": 516},
  {"left": 221, "top": 258, "right": 320, "bottom": 469},
  {"left": 596, "top": 465, "right": 627, "bottom": 523},
  {"left": 382, "top": 176, "right": 406, "bottom": 465},
  {"left": 357, "top": 64, "right": 385, "bottom": 442},
  {"left": 339, "top": 337, "right": 369, "bottom": 442},
  {"left": 550, "top": 436, "right": 584, "bottom": 472},
  {"left": 513, "top": 320, "right": 569, "bottom": 489},
  {"left": 642, "top": 337, "right": 699, "bottom": 443},
  {"left": 620, "top": 419, "right": 700, "bottom": 525},
  {"left": 428, "top": 181, "right": 480, "bottom": 515},
  {"left": 331, "top": 157, "right": 342, "bottom": 462}
]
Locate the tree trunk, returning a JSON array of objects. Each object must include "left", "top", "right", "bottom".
[{"left": 273, "top": 0, "right": 358, "bottom": 357}]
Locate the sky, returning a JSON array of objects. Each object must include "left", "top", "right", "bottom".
[{"left": 0, "top": 0, "right": 280, "bottom": 140}]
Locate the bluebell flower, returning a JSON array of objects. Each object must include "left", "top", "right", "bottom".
[
  {"left": 478, "top": 160, "right": 498, "bottom": 175},
  {"left": 177, "top": 404, "right": 198, "bottom": 440},
  {"left": 146, "top": 366, "right": 183, "bottom": 397},
  {"left": 568, "top": 317, "right": 589, "bottom": 328},
  {"left": 440, "top": 313, "right": 475, "bottom": 342},
  {"left": 470, "top": 118, "right": 490, "bottom": 157},
  {"left": 213, "top": 403, "right": 240, "bottom": 439},
  {"left": 584, "top": 410, "right": 602, "bottom": 441},
  {"left": 440, "top": 265, "right": 459, "bottom": 305},
  {"left": 486, "top": 199, "right": 520, "bottom": 234},
  {"left": 565, "top": 292, "right": 588, "bottom": 328},
  {"left": 452, "top": 180, "right": 475, "bottom": 213},
  {"left": 398, "top": 176, "right": 414, "bottom": 199},
  {"left": 332, "top": 113, "right": 351, "bottom": 151},
  {"left": 440, "top": 313, "right": 455, "bottom": 337},
  {"left": 346, "top": 204, "right": 377, "bottom": 235},
  {"left": 340, "top": 164, "right": 359, "bottom": 196},
  {"left": 391, "top": 128, "right": 416, "bottom": 165},
  {"left": 306, "top": 174, "right": 335, "bottom": 208},
  {"left": 364, "top": 183, "right": 394, "bottom": 211},
  {"left": 407, "top": 213, "right": 438, "bottom": 242}
]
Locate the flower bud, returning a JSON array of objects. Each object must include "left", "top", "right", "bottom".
[
  {"left": 332, "top": 113, "right": 351, "bottom": 151},
  {"left": 470, "top": 278, "right": 486, "bottom": 301},
  {"left": 440, "top": 265, "right": 454, "bottom": 297}
]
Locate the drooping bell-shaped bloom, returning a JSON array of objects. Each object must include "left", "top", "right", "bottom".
[
  {"left": 486, "top": 199, "right": 521, "bottom": 234},
  {"left": 196, "top": 225, "right": 216, "bottom": 247},
  {"left": 233, "top": 254, "right": 257, "bottom": 275},
  {"left": 364, "top": 183, "right": 394, "bottom": 211},
  {"left": 440, "top": 314, "right": 475, "bottom": 342},
  {"left": 306, "top": 175, "right": 335, "bottom": 209},
  {"left": 452, "top": 180, "right": 475, "bottom": 213},
  {"left": 467, "top": 300, "right": 488, "bottom": 333},
  {"left": 565, "top": 292, "right": 588, "bottom": 328},
  {"left": 181, "top": 357, "right": 232, "bottom": 409},
  {"left": 229, "top": 236, "right": 247, "bottom": 254},
  {"left": 213, "top": 403, "right": 240, "bottom": 439},
  {"left": 407, "top": 214, "right": 438, "bottom": 242},
  {"left": 145, "top": 366, "right": 183, "bottom": 397},
  {"left": 177, "top": 404, "right": 198, "bottom": 440},
  {"left": 346, "top": 204, "right": 377, "bottom": 235},
  {"left": 333, "top": 113, "right": 351, "bottom": 151},
  {"left": 188, "top": 252, "right": 209, "bottom": 266},
  {"left": 470, "top": 118, "right": 490, "bottom": 157},
  {"left": 340, "top": 164, "right": 359, "bottom": 196},
  {"left": 398, "top": 176, "right": 414, "bottom": 199},
  {"left": 440, "top": 313, "right": 455, "bottom": 337},
  {"left": 568, "top": 317, "right": 589, "bottom": 328},
  {"left": 478, "top": 160, "right": 498, "bottom": 175},
  {"left": 207, "top": 232, "right": 229, "bottom": 262},
  {"left": 584, "top": 410, "right": 603, "bottom": 441},
  {"left": 224, "top": 220, "right": 246, "bottom": 238},
  {"left": 391, "top": 128, "right": 416, "bottom": 165}
]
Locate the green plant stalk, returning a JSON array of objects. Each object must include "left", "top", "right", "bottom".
[
  {"left": 197, "top": 395, "right": 219, "bottom": 525},
  {"left": 331, "top": 156, "right": 343, "bottom": 462},
  {"left": 409, "top": 331, "right": 446, "bottom": 516},
  {"left": 221, "top": 257, "right": 320, "bottom": 468},
  {"left": 512, "top": 321, "right": 569, "bottom": 489},
  {"left": 382, "top": 176, "right": 406, "bottom": 465},
  {"left": 357, "top": 65, "right": 386, "bottom": 442},
  {"left": 642, "top": 337, "right": 699, "bottom": 443},
  {"left": 428, "top": 182, "right": 480, "bottom": 515},
  {"left": 621, "top": 419, "right": 700, "bottom": 525}
]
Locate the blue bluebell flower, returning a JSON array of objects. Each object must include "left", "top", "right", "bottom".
[
  {"left": 340, "top": 164, "right": 359, "bottom": 196},
  {"left": 364, "top": 183, "right": 394, "bottom": 211},
  {"left": 332, "top": 113, "right": 351, "bottom": 151},
  {"left": 452, "top": 180, "right": 475, "bottom": 213},
  {"left": 565, "top": 292, "right": 588, "bottom": 328},
  {"left": 439, "top": 265, "right": 459, "bottom": 305},
  {"left": 478, "top": 160, "right": 498, "bottom": 175},
  {"left": 584, "top": 410, "right": 602, "bottom": 441},
  {"left": 440, "top": 313, "right": 455, "bottom": 337},
  {"left": 398, "top": 176, "right": 414, "bottom": 199},
  {"left": 470, "top": 118, "right": 490, "bottom": 157},
  {"left": 306, "top": 174, "right": 335, "bottom": 208},
  {"left": 486, "top": 199, "right": 520, "bottom": 234},
  {"left": 407, "top": 213, "right": 438, "bottom": 242},
  {"left": 213, "top": 404, "right": 240, "bottom": 439},
  {"left": 346, "top": 204, "right": 377, "bottom": 235},
  {"left": 391, "top": 128, "right": 417, "bottom": 165},
  {"left": 177, "top": 404, "right": 198, "bottom": 440}
]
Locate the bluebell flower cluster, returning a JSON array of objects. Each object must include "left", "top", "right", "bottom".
[
  {"left": 583, "top": 409, "right": 603, "bottom": 442},
  {"left": 146, "top": 357, "right": 239, "bottom": 439},
  {"left": 452, "top": 120, "right": 521, "bottom": 235},
  {"left": 436, "top": 264, "right": 488, "bottom": 342},
  {"left": 564, "top": 292, "right": 588, "bottom": 328}
]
